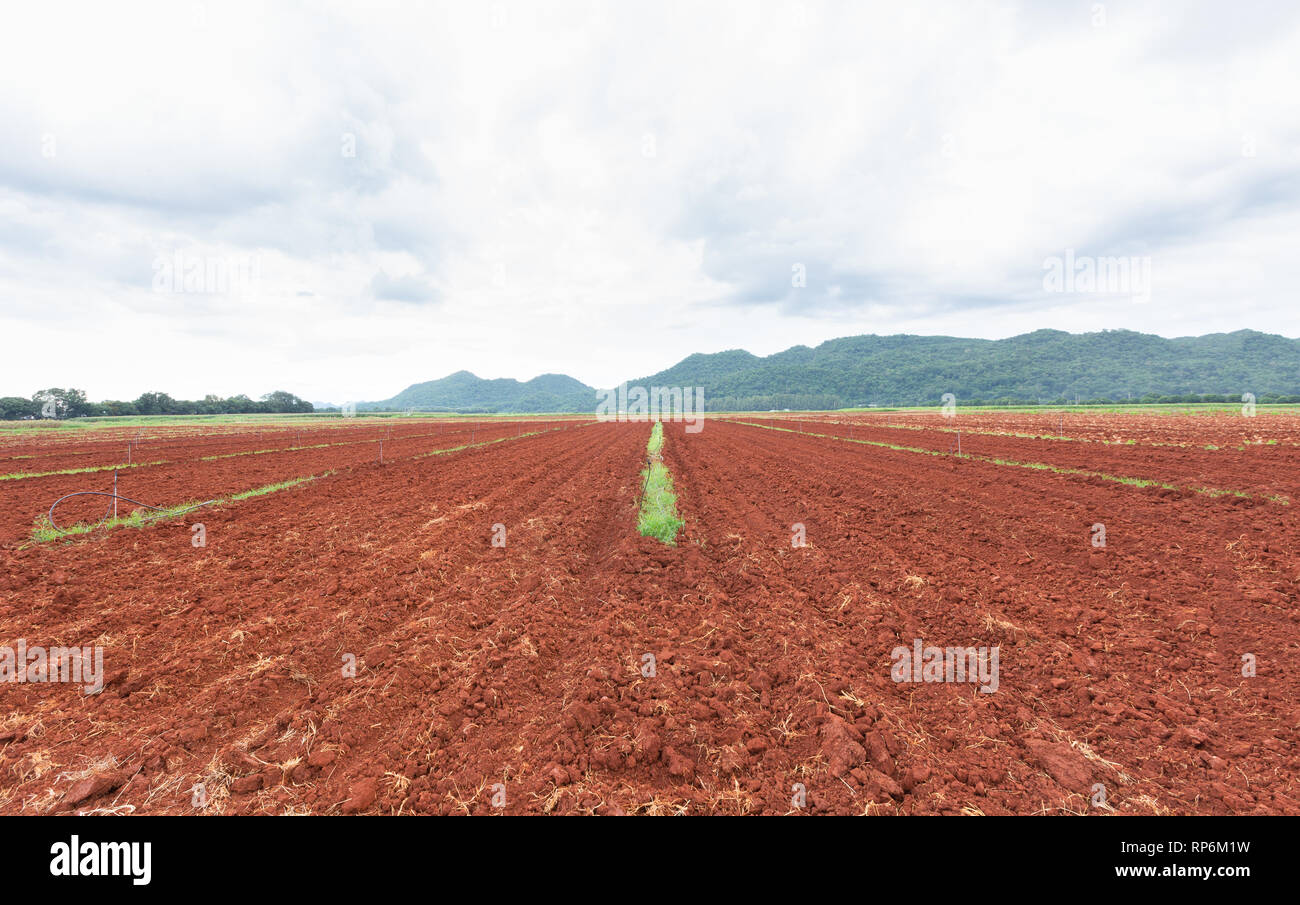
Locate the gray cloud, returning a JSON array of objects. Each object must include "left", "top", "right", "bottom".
[
  {"left": 370, "top": 270, "right": 438, "bottom": 304},
  {"left": 1, "top": 0, "right": 1298, "bottom": 402}
]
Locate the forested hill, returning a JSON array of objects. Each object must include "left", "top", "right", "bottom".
[
  {"left": 631, "top": 329, "right": 1300, "bottom": 409},
  {"left": 351, "top": 329, "right": 1300, "bottom": 412},
  {"left": 362, "top": 371, "right": 595, "bottom": 413}
]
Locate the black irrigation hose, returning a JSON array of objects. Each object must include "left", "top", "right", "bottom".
[{"left": 47, "top": 491, "right": 215, "bottom": 532}]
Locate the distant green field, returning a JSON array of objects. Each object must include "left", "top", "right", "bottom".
[
  {"left": 0, "top": 411, "right": 584, "bottom": 435},
  {"left": 836, "top": 402, "right": 1300, "bottom": 416},
  {"left": 696, "top": 403, "right": 1300, "bottom": 417},
  {"left": 3, "top": 402, "right": 1297, "bottom": 437}
]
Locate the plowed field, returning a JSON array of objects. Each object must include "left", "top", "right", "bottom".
[{"left": 1, "top": 414, "right": 1296, "bottom": 815}]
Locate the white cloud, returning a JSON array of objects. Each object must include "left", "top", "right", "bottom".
[{"left": 1, "top": 0, "right": 1298, "bottom": 402}]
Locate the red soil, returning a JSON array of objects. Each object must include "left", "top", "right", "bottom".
[
  {"left": 742, "top": 414, "right": 1300, "bottom": 500},
  {"left": 0, "top": 420, "right": 576, "bottom": 545},
  {"left": 0, "top": 417, "right": 552, "bottom": 473},
  {"left": 0, "top": 418, "right": 1296, "bottom": 815}
]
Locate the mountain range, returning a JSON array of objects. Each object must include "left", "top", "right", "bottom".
[
  {"left": 354, "top": 371, "right": 593, "bottom": 413},
  {"left": 353, "top": 329, "right": 1300, "bottom": 412}
]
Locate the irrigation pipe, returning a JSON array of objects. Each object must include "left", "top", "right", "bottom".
[{"left": 47, "top": 491, "right": 215, "bottom": 532}]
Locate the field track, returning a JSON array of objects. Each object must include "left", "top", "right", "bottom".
[{"left": 0, "top": 415, "right": 1297, "bottom": 814}]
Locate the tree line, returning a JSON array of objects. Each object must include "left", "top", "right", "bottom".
[{"left": 0, "top": 388, "right": 314, "bottom": 420}]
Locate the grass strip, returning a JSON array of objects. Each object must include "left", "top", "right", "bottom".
[
  {"left": 0, "top": 460, "right": 168, "bottom": 481},
  {"left": 637, "top": 422, "right": 684, "bottom": 544},
  {"left": 28, "top": 473, "right": 330, "bottom": 544}
]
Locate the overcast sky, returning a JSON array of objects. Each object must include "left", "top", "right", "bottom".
[{"left": 2, "top": 0, "right": 1299, "bottom": 403}]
